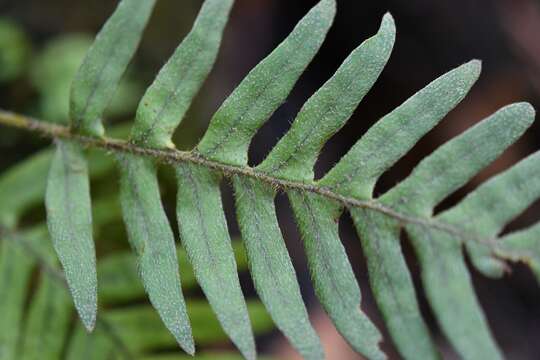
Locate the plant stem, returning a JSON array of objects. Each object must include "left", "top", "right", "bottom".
[{"left": 0, "top": 109, "right": 495, "bottom": 246}]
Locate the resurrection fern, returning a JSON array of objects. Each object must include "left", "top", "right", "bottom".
[
  {"left": 0, "top": 0, "right": 539, "bottom": 359},
  {"left": 0, "top": 145, "right": 274, "bottom": 360}
]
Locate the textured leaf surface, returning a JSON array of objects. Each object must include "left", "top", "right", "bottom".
[
  {"left": 289, "top": 191, "right": 384, "bottom": 360},
  {"left": 176, "top": 163, "right": 255, "bottom": 359},
  {"left": 0, "top": 136, "right": 117, "bottom": 228},
  {"left": 131, "top": 0, "right": 234, "bottom": 148},
  {"left": 320, "top": 60, "right": 481, "bottom": 198},
  {"left": 196, "top": 0, "right": 336, "bottom": 165},
  {"left": 443, "top": 151, "right": 540, "bottom": 277},
  {"left": 403, "top": 151, "right": 540, "bottom": 360},
  {"left": 313, "top": 60, "right": 482, "bottom": 360},
  {"left": 45, "top": 140, "right": 97, "bottom": 331},
  {"left": 383, "top": 103, "right": 535, "bottom": 359},
  {"left": 257, "top": 13, "right": 395, "bottom": 181},
  {"left": 233, "top": 176, "right": 324, "bottom": 360},
  {"left": 117, "top": 154, "right": 193, "bottom": 354},
  {"left": 352, "top": 209, "right": 440, "bottom": 360},
  {"left": 383, "top": 103, "right": 535, "bottom": 214},
  {"left": 70, "top": 0, "right": 156, "bottom": 136},
  {"left": 406, "top": 225, "right": 502, "bottom": 360}
]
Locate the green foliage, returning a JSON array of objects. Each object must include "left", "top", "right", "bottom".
[
  {"left": 0, "top": 140, "right": 271, "bottom": 358},
  {"left": 117, "top": 155, "right": 194, "bottom": 354},
  {"left": 70, "top": 0, "right": 156, "bottom": 136},
  {"left": 30, "top": 34, "right": 142, "bottom": 122},
  {"left": 45, "top": 139, "right": 97, "bottom": 331},
  {"left": 0, "top": 18, "right": 31, "bottom": 83},
  {"left": 196, "top": 0, "right": 336, "bottom": 166},
  {"left": 0, "top": 222, "right": 271, "bottom": 359},
  {"left": 176, "top": 164, "right": 255, "bottom": 360},
  {"left": 131, "top": 0, "right": 234, "bottom": 148},
  {"left": 234, "top": 176, "right": 324, "bottom": 359},
  {"left": 1, "top": 0, "right": 540, "bottom": 359}
]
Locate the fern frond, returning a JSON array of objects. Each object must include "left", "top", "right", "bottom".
[
  {"left": 0, "top": 196, "right": 270, "bottom": 359},
  {"left": 0, "top": 236, "right": 33, "bottom": 359},
  {"left": 117, "top": 154, "right": 195, "bottom": 354},
  {"left": 176, "top": 163, "right": 256, "bottom": 360},
  {"left": 45, "top": 140, "right": 97, "bottom": 331},
  {"left": 131, "top": 0, "right": 234, "bottom": 148},
  {"left": 70, "top": 0, "right": 155, "bottom": 136},
  {"left": 196, "top": 0, "right": 336, "bottom": 166},
  {"left": 1, "top": 0, "right": 539, "bottom": 359}
]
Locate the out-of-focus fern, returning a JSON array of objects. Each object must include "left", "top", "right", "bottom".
[
  {"left": 0, "top": 18, "right": 31, "bottom": 83},
  {"left": 0, "top": 148, "right": 273, "bottom": 359},
  {"left": 0, "top": 0, "right": 539, "bottom": 359}
]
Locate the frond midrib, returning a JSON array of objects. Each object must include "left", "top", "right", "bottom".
[{"left": 0, "top": 108, "right": 496, "bottom": 249}]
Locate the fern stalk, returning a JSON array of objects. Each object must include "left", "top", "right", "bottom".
[{"left": 0, "top": 109, "right": 500, "bottom": 248}]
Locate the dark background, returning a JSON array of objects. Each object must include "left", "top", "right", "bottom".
[{"left": 1, "top": 0, "right": 540, "bottom": 358}]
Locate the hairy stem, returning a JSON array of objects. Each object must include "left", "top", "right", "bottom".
[{"left": 0, "top": 109, "right": 495, "bottom": 247}]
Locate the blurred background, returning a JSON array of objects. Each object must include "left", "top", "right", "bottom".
[{"left": 1, "top": 0, "right": 540, "bottom": 359}]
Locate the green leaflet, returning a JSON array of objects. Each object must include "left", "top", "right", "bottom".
[
  {"left": 442, "top": 151, "right": 540, "bottom": 277},
  {"left": 383, "top": 102, "right": 535, "bottom": 215},
  {"left": 131, "top": 0, "right": 235, "bottom": 148},
  {"left": 380, "top": 103, "right": 535, "bottom": 359},
  {"left": 320, "top": 60, "right": 482, "bottom": 198},
  {"left": 98, "top": 241, "right": 248, "bottom": 305},
  {"left": 196, "top": 0, "right": 336, "bottom": 166},
  {"left": 401, "top": 151, "right": 540, "bottom": 359},
  {"left": 3, "top": 227, "right": 262, "bottom": 360},
  {"left": 233, "top": 176, "right": 324, "bottom": 360},
  {"left": 117, "top": 154, "right": 194, "bottom": 354},
  {"left": 0, "top": 239, "right": 34, "bottom": 359},
  {"left": 45, "top": 140, "right": 97, "bottom": 331},
  {"left": 312, "top": 60, "right": 481, "bottom": 360},
  {"left": 352, "top": 210, "right": 440, "bottom": 360},
  {"left": 405, "top": 226, "right": 501, "bottom": 360},
  {"left": 497, "top": 223, "right": 540, "bottom": 283},
  {"left": 70, "top": 0, "right": 156, "bottom": 136},
  {"left": 19, "top": 275, "right": 71, "bottom": 360},
  {"left": 288, "top": 191, "right": 385, "bottom": 360},
  {"left": 176, "top": 163, "right": 255, "bottom": 360},
  {"left": 30, "top": 34, "right": 144, "bottom": 124},
  {"left": 257, "top": 13, "right": 395, "bottom": 181},
  {"left": 252, "top": 17, "right": 396, "bottom": 357},
  {"left": 0, "top": 135, "right": 117, "bottom": 228}
]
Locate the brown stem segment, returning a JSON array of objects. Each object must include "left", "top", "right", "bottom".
[{"left": 0, "top": 108, "right": 496, "bottom": 246}]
